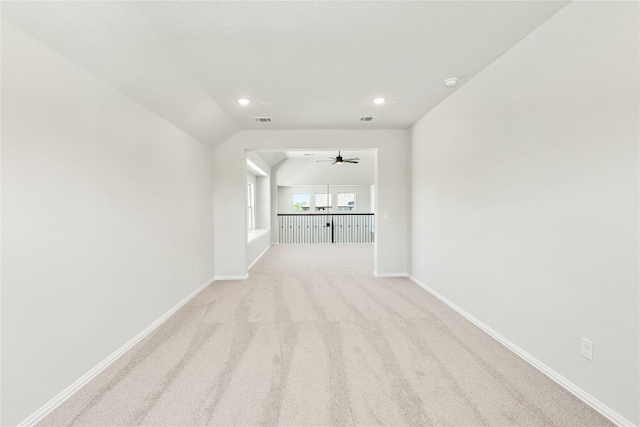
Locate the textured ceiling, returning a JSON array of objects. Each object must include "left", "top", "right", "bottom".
[{"left": 2, "top": 1, "right": 570, "bottom": 148}]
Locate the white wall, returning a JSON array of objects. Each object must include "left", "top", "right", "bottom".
[
  {"left": 246, "top": 172, "right": 257, "bottom": 230},
  {"left": 247, "top": 231, "right": 271, "bottom": 271},
  {"left": 410, "top": 2, "right": 638, "bottom": 424},
  {"left": 255, "top": 176, "right": 270, "bottom": 230},
  {"left": 1, "top": 22, "right": 216, "bottom": 426},
  {"left": 213, "top": 131, "right": 409, "bottom": 278},
  {"left": 274, "top": 151, "right": 375, "bottom": 186},
  {"left": 247, "top": 152, "right": 271, "bottom": 231},
  {"left": 245, "top": 153, "right": 271, "bottom": 270}
]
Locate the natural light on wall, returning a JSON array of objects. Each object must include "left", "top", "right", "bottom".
[{"left": 245, "top": 157, "right": 270, "bottom": 245}]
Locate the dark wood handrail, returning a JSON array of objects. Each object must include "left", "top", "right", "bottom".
[{"left": 277, "top": 213, "right": 374, "bottom": 216}]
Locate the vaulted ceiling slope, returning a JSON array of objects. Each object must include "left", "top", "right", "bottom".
[{"left": 2, "top": 1, "right": 569, "bottom": 149}]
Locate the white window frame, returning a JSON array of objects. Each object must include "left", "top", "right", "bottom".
[
  {"left": 337, "top": 192, "right": 356, "bottom": 211},
  {"left": 314, "top": 193, "right": 332, "bottom": 211},
  {"left": 292, "top": 193, "right": 311, "bottom": 212}
]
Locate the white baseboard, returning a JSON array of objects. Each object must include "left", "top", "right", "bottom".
[
  {"left": 373, "top": 272, "right": 409, "bottom": 278},
  {"left": 248, "top": 244, "right": 272, "bottom": 271},
  {"left": 17, "top": 277, "right": 215, "bottom": 427},
  {"left": 214, "top": 274, "right": 249, "bottom": 281},
  {"left": 408, "top": 275, "right": 635, "bottom": 427}
]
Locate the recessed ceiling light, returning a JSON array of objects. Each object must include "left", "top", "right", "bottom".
[
  {"left": 444, "top": 78, "right": 458, "bottom": 87},
  {"left": 238, "top": 98, "right": 250, "bottom": 105},
  {"left": 373, "top": 97, "right": 386, "bottom": 105}
]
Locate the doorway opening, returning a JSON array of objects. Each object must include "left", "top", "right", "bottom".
[{"left": 246, "top": 148, "right": 377, "bottom": 269}]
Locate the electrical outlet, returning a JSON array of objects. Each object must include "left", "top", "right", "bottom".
[
  {"left": 421, "top": 260, "right": 426, "bottom": 270},
  {"left": 581, "top": 337, "right": 593, "bottom": 360},
  {"left": 383, "top": 212, "right": 389, "bottom": 220}
]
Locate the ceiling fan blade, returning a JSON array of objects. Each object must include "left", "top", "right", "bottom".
[{"left": 317, "top": 152, "right": 361, "bottom": 164}]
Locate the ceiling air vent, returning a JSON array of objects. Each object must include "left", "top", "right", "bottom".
[
  {"left": 253, "top": 117, "right": 272, "bottom": 123},
  {"left": 359, "top": 116, "right": 379, "bottom": 122}
]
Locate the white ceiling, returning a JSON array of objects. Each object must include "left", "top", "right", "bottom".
[
  {"left": 255, "top": 149, "right": 373, "bottom": 167},
  {"left": 283, "top": 150, "right": 371, "bottom": 160},
  {"left": 2, "top": 1, "right": 569, "bottom": 149}
]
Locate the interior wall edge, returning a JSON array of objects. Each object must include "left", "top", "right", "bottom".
[
  {"left": 248, "top": 243, "right": 273, "bottom": 272},
  {"left": 0, "top": 17, "right": 239, "bottom": 150}
]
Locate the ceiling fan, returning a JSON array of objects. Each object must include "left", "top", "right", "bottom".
[{"left": 316, "top": 151, "right": 360, "bottom": 165}]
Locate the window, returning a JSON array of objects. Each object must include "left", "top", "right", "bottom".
[
  {"left": 314, "top": 193, "right": 332, "bottom": 211},
  {"left": 292, "top": 193, "right": 310, "bottom": 212},
  {"left": 247, "top": 182, "right": 255, "bottom": 231},
  {"left": 337, "top": 193, "right": 356, "bottom": 211}
]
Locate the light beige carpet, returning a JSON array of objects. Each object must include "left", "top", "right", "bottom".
[{"left": 40, "top": 244, "right": 611, "bottom": 426}]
